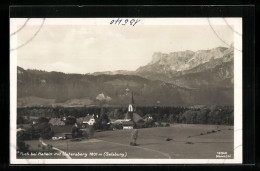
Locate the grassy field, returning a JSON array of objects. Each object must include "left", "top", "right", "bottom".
[{"left": 20, "top": 124, "right": 233, "bottom": 159}]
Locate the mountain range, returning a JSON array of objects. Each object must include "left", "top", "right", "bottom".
[{"left": 17, "top": 46, "right": 234, "bottom": 107}]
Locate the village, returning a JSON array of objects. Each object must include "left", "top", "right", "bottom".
[
  {"left": 16, "top": 93, "right": 234, "bottom": 159},
  {"left": 17, "top": 93, "right": 160, "bottom": 145}
]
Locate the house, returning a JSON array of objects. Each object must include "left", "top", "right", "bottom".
[
  {"left": 51, "top": 125, "right": 73, "bottom": 140},
  {"left": 32, "top": 119, "right": 38, "bottom": 125},
  {"left": 144, "top": 115, "right": 153, "bottom": 122},
  {"left": 76, "top": 114, "right": 96, "bottom": 129},
  {"left": 82, "top": 114, "right": 96, "bottom": 125}
]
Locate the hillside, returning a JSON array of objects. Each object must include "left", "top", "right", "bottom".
[{"left": 17, "top": 66, "right": 233, "bottom": 107}]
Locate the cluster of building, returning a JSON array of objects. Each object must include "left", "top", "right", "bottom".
[{"left": 18, "top": 92, "right": 154, "bottom": 140}]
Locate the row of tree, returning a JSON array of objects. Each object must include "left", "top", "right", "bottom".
[
  {"left": 17, "top": 105, "right": 233, "bottom": 125},
  {"left": 148, "top": 106, "right": 233, "bottom": 125}
]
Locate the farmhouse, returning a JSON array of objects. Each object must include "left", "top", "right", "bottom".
[
  {"left": 49, "top": 117, "right": 72, "bottom": 139},
  {"left": 82, "top": 114, "right": 96, "bottom": 125},
  {"left": 51, "top": 125, "right": 73, "bottom": 140},
  {"left": 144, "top": 115, "right": 153, "bottom": 122}
]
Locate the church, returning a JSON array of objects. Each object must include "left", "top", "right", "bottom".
[
  {"left": 125, "top": 92, "right": 135, "bottom": 120},
  {"left": 122, "top": 92, "right": 134, "bottom": 129},
  {"left": 122, "top": 92, "right": 144, "bottom": 129}
]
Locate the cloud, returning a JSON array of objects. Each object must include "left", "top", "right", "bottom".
[{"left": 17, "top": 25, "right": 233, "bottom": 74}]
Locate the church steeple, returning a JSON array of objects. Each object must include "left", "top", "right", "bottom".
[
  {"left": 128, "top": 92, "right": 135, "bottom": 112},
  {"left": 127, "top": 92, "right": 135, "bottom": 119}
]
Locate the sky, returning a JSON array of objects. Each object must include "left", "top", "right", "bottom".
[{"left": 14, "top": 20, "right": 234, "bottom": 74}]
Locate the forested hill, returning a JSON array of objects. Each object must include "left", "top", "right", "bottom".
[{"left": 17, "top": 66, "right": 233, "bottom": 107}]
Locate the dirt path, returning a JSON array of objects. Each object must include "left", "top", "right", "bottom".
[{"left": 40, "top": 139, "right": 72, "bottom": 159}]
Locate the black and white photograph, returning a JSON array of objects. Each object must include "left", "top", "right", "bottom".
[{"left": 10, "top": 18, "right": 242, "bottom": 164}]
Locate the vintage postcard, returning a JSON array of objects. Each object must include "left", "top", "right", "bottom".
[{"left": 10, "top": 18, "right": 242, "bottom": 164}]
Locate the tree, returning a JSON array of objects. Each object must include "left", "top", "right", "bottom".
[
  {"left": 64, "top": 116, "right": 76, "bottom": 125},
  {"left": 17, "top": 136, "right": 30, "bottom": 152},
  {"left": 94, "top": 113, "right": 110, "bottom": 130},
  {"left": 96, "top": 93, "right": 111, "bottom": 105},
  {"left": 38, "top": 117, "right": 49, "bottom": 124},
  {"left": 100, "top": 113, "right": 109, "bottom": 123},
  {"left": 33, "top": 122, "right": 53, "bottom": 139},
  {"left": 168, "top": 114, "right": 174, "bottom": 123},
  {"left": 17, "top": 116, "right": 25, "bottom": 124},
  {"left": 71, "top": 124, "right": 82, "bottom": 138},
  {"left": 162, "top": 114, "right": 168, "bottom": 122}
]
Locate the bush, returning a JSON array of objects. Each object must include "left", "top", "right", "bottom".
[
  {"left": 72, "top": 125, "right": 83, "bottom": 138},
  {"left": 94, "top": 116, "right": 110, "bottom": 131},
  {"left": 109, "top": 124, "right": 123, "bottom": 130},
  {"left": 87, "top": 127, "right": 94, "bottom": 138},
  {"left": 82, "top": 129, "right": 89, "bottom": 138},
  {"left": 165, "top": 123, "right": 170, "bottom": 127},
  {"left": 135, "top": 123, "right": 145, "bottom": 129},
  {"left": 34, "top": 122, "right": 54, "bottom": 139},
  {"left": 144, "top": 120, "right": 155, "bottom": 128},
  {"left": 17, "top": 130, "right": 31, "bottom": 141},
  {"left": 17, "top": 116, "right": 29, "bottom": 124},
  {"left": 136, "top": 119, "right": 145, "bottom": 124},
  {"left": 17, "top": 135, "right": 30, "bottom": 152}
]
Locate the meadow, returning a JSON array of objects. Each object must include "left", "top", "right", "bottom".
[{"left": 20, "top": 124, "right": 234, "bottom": 159}]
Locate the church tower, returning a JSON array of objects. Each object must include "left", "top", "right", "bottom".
[
  {"left": 125, "top": 92, "right": 134, "bottom": 120},
  {"left": 128, "top": 92, "right": 135, "bottom": 112}
]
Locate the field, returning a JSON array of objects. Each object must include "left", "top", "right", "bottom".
[{"left": 20, "top": 124, "right": 233, "bottom": 159}]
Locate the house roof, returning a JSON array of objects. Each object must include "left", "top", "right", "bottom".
[
  {"left": 17, "top": 128, "right": 25, "bottom": 132},
  {"left": 123, "top": 113, "right": 144, "bottom": 123},
  {"left": 51, "top": 125, "right": 73, "bottom": 135},
  {"left": 83, "top": 115, "right": 94, "bottom": 122},
  {"left": 109, "top": 118, "right": 117, "bottom": 123},
  {"left": 122, "top": 121, "right": 134, "bottom": 126},
  {"left": 133, "top": 113, "right": 144, "bottom": 122}
]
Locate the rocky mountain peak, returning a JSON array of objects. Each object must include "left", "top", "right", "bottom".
[
  {"left": 143, "top": 47, "right": 231, "bottom": 73},
  {"left": 149, "top": 52, "right": 168, "bottom": 65}
]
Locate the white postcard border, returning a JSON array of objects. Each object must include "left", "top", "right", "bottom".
[{"left": 10, "top": 18, "right": 242, "bottom": 164}]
